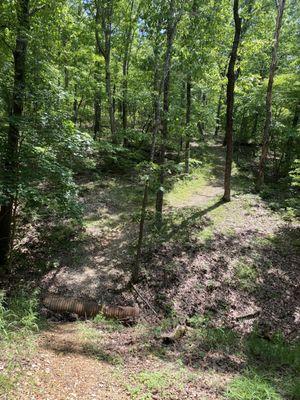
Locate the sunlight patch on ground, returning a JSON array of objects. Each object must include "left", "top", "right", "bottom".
[{"left": 165, "top": 168, "right": 214, "bottom": 207}]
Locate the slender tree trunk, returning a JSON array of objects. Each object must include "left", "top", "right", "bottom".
[
  {"left": 122, "top": 59, "right": 129, "bottom": 146},
  {"left": 0, "top": 0, "right": 29, "bottom": 271},
  {"left": 223, "top": 0, "right": 242, "bottom": 202},
  {"left": 178, "top": 80, "right": 185, "bottom": 156},
  {"left": 94, "top": 92, "right": 101, "bottom": 140},
  {"left": 73, "top": 93, "right": 78, "bottom": 125},
  {"left": 215, "top": 87, "right": 223, "bottom": 137},
  {"left": 150, "top": 48, "right": 160, "bottom": 161},
  {"left": 284, "top": 102, "right": 299, "bottom": 173},
  {"left": 155, "top": 1, "right": 178, "bottom": 226},
  {"left": 93, "top": 38, "right": 102, "bottom": 140},
  {"left": 215, "top": 63, "right": 228, "bottom": 138},
  {"left": 105, "top": 55, "right": 116, "bottom": 142},
  {"left": 95, "top": 1, "right": 116, "bottom": 142},
  {"left": 155, "top": 67, "right": 170, "bottom": 227},
  {"left": 132, "top": 178, "right": 149, "bottom": 284},
  {"left": 251, "top": 111, "right": 259, "bottom": 137},
  {"left": 256, "top": 0, "right": 286, "bottom": 190},
  {"left": 122, "top": 0, "right": 135, "bottom": 147},
  {"left": 184, "top": 73, "right": 192, "bottom": 174}
]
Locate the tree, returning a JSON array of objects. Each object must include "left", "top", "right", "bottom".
[
  {"left": 223, "top": 0, "right": 242, "bottom": 202},
  {"left": 256, "top": 0, "right": 286, "bottom": 190},
  {"left": 0, "top": 0, "right": 30, "bottom": 270},
  {"left": 184, "top": 72, "right": 192, "bottom": 173},
  {"left": 155, "top": 0, "right": 180, "bottom": 227},
  {"left": 95, "top": 0, "right": 117, "bottom": 142}
]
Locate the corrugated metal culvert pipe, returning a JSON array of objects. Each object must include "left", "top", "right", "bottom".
[{"left": 43, "top": 295, "right": 140, "bottom": 322}]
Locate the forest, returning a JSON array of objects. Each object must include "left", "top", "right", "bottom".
[{"left": 0, "top": 0, "right": 299, "bottom": 399}]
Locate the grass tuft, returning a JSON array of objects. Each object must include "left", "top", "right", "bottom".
[{"left": 226, "top": 372, "right": 282, "bottom": 400}]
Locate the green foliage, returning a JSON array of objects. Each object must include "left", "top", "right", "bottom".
[
  {"left": 0, "top": 374, "right": 14, "bottom": 397},
  {"left": 126, "top": 368, "right": 195, "bottom": 400},
  {"left": 290, "top": 159, "right": 300, "bottom": 188},
  {"left": 0, "top": 291, "right": 40, "bottom": 338},
  {"left": 226, "top": 373, "right": 282, "bottom": 400},
  {"left": 246, "top": 333, "right": 300, "bottom": 372},
  {"left": 195, "top": 327, "right": 239, "bottom": 351},
  {"left": 290, "top": 380, "right": 300, "bottom": 400},
  {"left": 93, "top": 313, "right": 123, "bottom": 332},
  {"left": 95, "top": 140, "right": 146, "bottom": 172},
  {"left": 234, "top": 259, "right": 258, "bottom": 291}
]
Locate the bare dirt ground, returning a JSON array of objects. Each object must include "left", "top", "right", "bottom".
[{"left": 11, "top": 322, "right": 232, "bottom": 400}]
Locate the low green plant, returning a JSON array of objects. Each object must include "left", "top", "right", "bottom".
[
  {"left": 290, "top": 379, "right": 300, "bottom": 400},
  {"left": 234, "top": 259, "right": 258, "bottom": 291},
  {"left": 93, "top": 313, "right": 123, "bottom": 332},
  {"left": 126, "top": 368, "right": 191, "bottom": 400},
  {"left": 0, "top": 374, "right": 14, "bottom": 396},
  {"left": 226, "top": 372, "right": 281, "bottom": 400},
  {"left": 246, "top": 333, "right": 300, "bottom": 372},
  {"left": 0, "top": 290, "right": 40, "bottom": 338},
  {"left": 197, "top": 327, "right": 239, "bottom": 351},
  {"left": 187, "top": 314, "right": 209, "bottom": 329}
]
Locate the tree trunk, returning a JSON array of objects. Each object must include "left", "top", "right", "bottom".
[
  {"left": 95, "top": 0, "right": 116, "bottom": 143},
  {"left": 132, "top": 178, "right": 149, "bottom": 284},
  {"left": 122, "top": 59, "right": 129, "bottom": 146},
  {"left": 215, "top": 63, "right": 228, "bottom": 138},
  {"left": 122, "top": 0, "right": 135, "bottom": 147},
  {"left": 105, "top": 56, "right": 116, "bottom": 142},
  {"left": 284, "top": 102, "right": 299, "bottom": 173},
  {"left": 93, "top": 33, "right": 102, "bottom": 141},
  {"left": 251, "top": 110, "right": 259, "bottom": 137},
  {"left": 73, "top": 97, "right": 78, "bottom": 125},
  {"left": 215, "top": 87, "right": 223, "bottom": 137},
  {"left": 223, "top": 0, "right": 242, "bottom": 202},
  {"left": 94, "top": 91, "right": 101, "bottom": 140},
  {"left": 155, "top": 0, "right": 178, "bottom": 226},
  {"left": 150, "top": 44, "right": 161, "bottom": 162},
  {"left": 155, "top": 67, "right": 170, "bottom": 227},
  {"left": 184, "top": 73, "right": 192, "bottom": 174},
  {"left": 256, "top": 0, "right": 286, "bottom": 190},
  {"left": 0, "top": 0, "right": 29, "bottom": 271}
]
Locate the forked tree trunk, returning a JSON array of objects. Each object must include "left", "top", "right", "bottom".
[
  {"left": 256, "top": 0, "right": 286, "bottom": 190},
  {"left": 184, "top": 73, "right": 192, "bottom": 174},
  {"left": 0, "top": 0, "right": 29, "bottom": 271},
  {"left": 223, "top": 0, "right": 242, "bottom": 202}
]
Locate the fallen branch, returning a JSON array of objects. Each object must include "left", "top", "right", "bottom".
[
  {"left": 132, "top": 284, "right": 159, "bottom": 318},
  {"left": 235, "top": 310, "right": 260, "bottom": 321}
]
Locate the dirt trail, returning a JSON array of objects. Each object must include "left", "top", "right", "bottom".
[
  {"left": 13, "top": 324, "right": 129, "bottom": 400},
  {"left": 42, "top": 143, "right": 226, "bottom": 300}
]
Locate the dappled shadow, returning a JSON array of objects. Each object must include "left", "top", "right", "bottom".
[{"left": 9, "top": 174, "right": 146, "bottom": 305}]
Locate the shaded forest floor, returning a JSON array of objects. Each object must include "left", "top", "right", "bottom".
[{"left": 1, "top": 142, "right": 299, "bottom": 399}]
